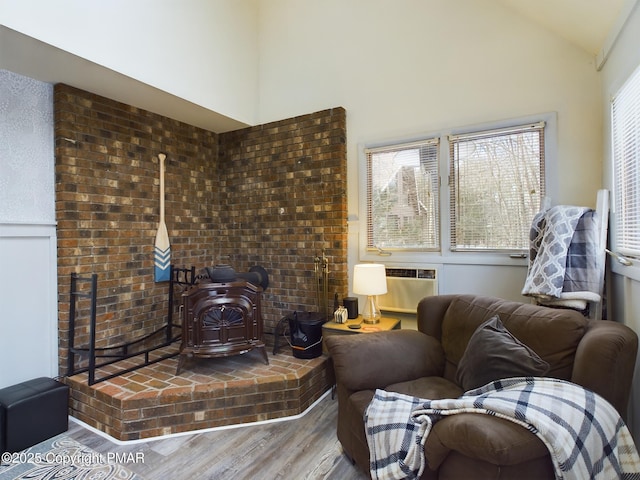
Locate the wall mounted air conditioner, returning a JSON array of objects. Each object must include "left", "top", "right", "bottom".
[{"left": 378, "top": 267, "right": 438, "bottom": 314}]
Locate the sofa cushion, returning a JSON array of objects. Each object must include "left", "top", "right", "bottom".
[
  {"left": 441, "top": 295, "right": 587, "bottom": 382},
  {"left": 455, "top": 315, "right": 550, "bottom": 391},
  {"left": 386, "top": 376, "right": 463, "bottom": 400}
]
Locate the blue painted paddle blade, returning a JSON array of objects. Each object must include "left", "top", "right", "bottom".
[{"left": 154, "top": 245, "right": 171, "bottom": 282}]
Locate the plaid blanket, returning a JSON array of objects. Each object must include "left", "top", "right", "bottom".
[
  {"left": 522, "top": 206, "right": 601, "bottom": 309},
  {"left": 365, "top": 377, "right": 640, "bottom": 480}
]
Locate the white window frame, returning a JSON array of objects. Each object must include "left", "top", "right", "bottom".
[
  {"left": 609, "top": 63, "right": 640, "bottom": 282},
  {"left": 358, "top": 113, "right": 557, "bottom": 266},
  {"left": 449, "top": 121, "right": 546, "bottom": 253},
  {"left": 364, "top": 138, "right": 440, "bottom": 252},
  {"left": 612, "top": 64, "right": 640, "bottom": 259}
]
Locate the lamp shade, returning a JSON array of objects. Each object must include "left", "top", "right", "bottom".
[{"left": 353, "top": 264, "right": 387, "bottom": 296}]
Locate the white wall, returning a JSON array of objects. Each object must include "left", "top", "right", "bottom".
[
  {"left": 599, "top": 0, "right": 640, "bottom": 442},
  {"left": 0, "top": 70, "right": 58, "bottom": 388},
  {"left": 0, "top": 0, "right": 260, "bottom": 126},
  {"left": 257, "top": 0, "right": 603, "bottom": 300}
]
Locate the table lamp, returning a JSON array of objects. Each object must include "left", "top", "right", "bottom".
[{"left": 353, "top": 264, "right": 387, "bottom": 324}]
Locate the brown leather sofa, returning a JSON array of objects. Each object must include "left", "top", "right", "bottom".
[{"left": 325, "top": 294, "right": 638, "bottom": 479}]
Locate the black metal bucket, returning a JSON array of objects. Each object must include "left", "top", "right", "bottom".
[{"left": 273, "top": 311, "right": 325, "bottom": 359}]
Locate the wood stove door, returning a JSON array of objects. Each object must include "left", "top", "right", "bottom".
[{"left": 194, "top": 296, "right": 254, "bottom": 349}]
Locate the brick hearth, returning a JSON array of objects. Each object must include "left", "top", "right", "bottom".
[{"left": 65, "top": 339, "right": 334, "bottom": 441}]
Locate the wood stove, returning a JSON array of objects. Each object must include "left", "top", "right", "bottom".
[{"left": 176, "top": 271, "right": 268, "bottom": 374}]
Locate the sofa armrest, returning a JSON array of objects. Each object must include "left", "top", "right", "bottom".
[
  {"left": 425, "top": 413, "right": 550, "bottom": 470},
  {"left": 325, "top": 330, "right": 445, "bottom": 392},
  {"left": 571, "top": 320, "right": 638, "bottom": 421}
]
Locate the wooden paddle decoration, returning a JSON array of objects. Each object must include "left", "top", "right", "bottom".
[{"left": 154, "top": 153, "right": 171, "bottom": 282}]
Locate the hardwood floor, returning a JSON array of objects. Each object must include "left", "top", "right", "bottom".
[{"left": 66, "top": 390, "right": 368, "bottom": 480}]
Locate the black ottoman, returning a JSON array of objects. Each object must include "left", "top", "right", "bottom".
[{"left": 0, "top": 377, "right": 69, "bottom": 453}]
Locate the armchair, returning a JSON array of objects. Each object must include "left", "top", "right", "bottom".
[{"left": 325, "top": 294, "right": 638, "bottom": 479}]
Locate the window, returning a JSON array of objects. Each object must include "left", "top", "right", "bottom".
[
  {"left": 612, "top": 65, "right": 640, "bottom": 257},
  {"left": 365, "top": 139, "right": 440, "bottom": 251},
  {"left": 362, "top": 117, "right": 549, "bottom": 257},
  {"left": 449, "top": 123, "right": 545, "bottom": 252}
]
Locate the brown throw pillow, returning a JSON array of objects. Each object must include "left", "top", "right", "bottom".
[{"left": 455, "top": 315, "right": 550, "bottom": 391}]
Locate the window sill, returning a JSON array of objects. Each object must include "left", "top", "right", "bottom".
[
  {"left": 611, "top": 258, "right": 640, "bottom": 282},
  {"left": 359, "top": 250, "right": 529, "bottom": 267}
]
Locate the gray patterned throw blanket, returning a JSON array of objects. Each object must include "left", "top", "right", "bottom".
[
  {"left": 522, "top": 206, "right": 601, "bottom": 310},
  {"left": 365, "top": 377, "right": 640, "bottom": 480}
]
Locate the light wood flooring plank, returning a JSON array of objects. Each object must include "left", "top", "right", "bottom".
[{"left": 66, "top": 391, "right": 368, "bottom": 480}]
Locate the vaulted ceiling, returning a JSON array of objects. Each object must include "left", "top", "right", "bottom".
[
  {"left": 497, "top": 0, "right": 628, "bottom": 55},
  {"left": 1, "top": 1, "right": 635, "bottom": 132}
]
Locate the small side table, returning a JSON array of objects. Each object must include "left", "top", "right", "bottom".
[{"left": 322, "top": 315, "right": 401, "bottom": 353}]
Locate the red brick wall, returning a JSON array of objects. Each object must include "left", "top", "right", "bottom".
[
  {"left": 55, "top": 84, "right": 219, "bottom": 373},
  {"left": 54, "top": 84, "right": 347, "bottom": 374},
  {"left": 218, "top": 108, "right": 348, "bottom": 327}
]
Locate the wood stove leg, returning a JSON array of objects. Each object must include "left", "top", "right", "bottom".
[
  {"left": 257, "top": 345, "right": 269, "bottom": 365},
  {"left": 176, "top": 354, "right": 187, "bottom": 375}
]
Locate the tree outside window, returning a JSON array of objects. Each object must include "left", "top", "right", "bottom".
[
  {"left": 450, "top": 123, "right": 545, "bottom": 252},
  {"left": 366, "top": 140, "right": 439, "bottom": 251}
]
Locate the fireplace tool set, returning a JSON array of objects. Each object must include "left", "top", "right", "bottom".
[
  {"left": 314, "top": 250, "right": 330, "bottom": 320},
  {"left": 273, "top": 251, "right": 331, "bottom": 359}
]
